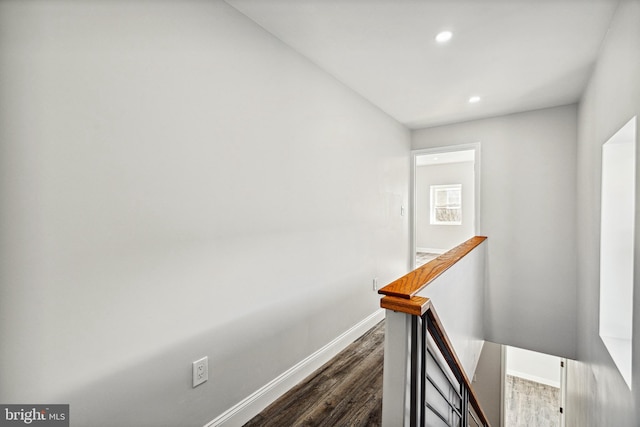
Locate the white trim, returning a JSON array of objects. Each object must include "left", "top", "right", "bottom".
[
  {"left": 560, "top": 358, "right": 567, "bottom": 427},
  {"left": 204, "top": 310, "right": 385, "bottom": 427},
  {"left": 500, "top": 344, "right": 506, "bottom": 427},
  {"left": 410, "top": 143, "right": 481, "bottom": 270},
  {"left": 416, "top": 247, "right": 446, "bottom": 254}
]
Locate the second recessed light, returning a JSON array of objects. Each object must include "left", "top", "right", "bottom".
[
  {"left": 435, "top": 31, "right": 453, "bottom": 43},
  {"left": 468, "top": 96, "right": 481, "bottom": 104}
]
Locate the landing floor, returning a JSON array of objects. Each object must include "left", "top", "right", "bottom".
[{"left": 243, "top": 321, "right": 384, "bottom": 427}]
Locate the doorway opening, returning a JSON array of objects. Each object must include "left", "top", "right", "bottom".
[
  {"left": 502, "top": 345, "right": 567, "bottom": 427},
  {"left": 411, "top": 144, "right": 480, "bottom": 269}
]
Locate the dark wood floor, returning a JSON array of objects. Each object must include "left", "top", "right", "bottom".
[{"left": 243, "top": 321, "right": 385, "bottom": 427}]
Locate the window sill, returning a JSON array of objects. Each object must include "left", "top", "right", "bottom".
[{"left": 601, "top": 335, "right": 632, "bottom": 389}]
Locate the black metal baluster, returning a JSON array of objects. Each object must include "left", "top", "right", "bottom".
[{"left": 410, "top": 315, "right": 418, "bottom": 427}]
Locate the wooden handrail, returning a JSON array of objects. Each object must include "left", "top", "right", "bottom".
[
  {"left": 379, "top": 295, "right": 429, "bottom": 316},
  {"left": 378, "top": 236, "right": 487, "bottom": 300}
]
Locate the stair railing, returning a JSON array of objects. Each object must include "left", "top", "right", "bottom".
[{"left": 379, "top": 236, "right": 491, "bottom": 427}]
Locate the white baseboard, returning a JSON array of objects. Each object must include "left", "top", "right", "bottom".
[
  {"left": 204, "top": 309, "right": 386, "bottom": 427},
  {"left": 416, "top": 247, "right": 446, "bottom": 254}
]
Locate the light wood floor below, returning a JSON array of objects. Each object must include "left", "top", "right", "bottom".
[{"left": 505, "top": 375, "right": 560, "bottom": 427}]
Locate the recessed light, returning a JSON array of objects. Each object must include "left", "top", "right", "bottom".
[
  {"left": 435, "top": 31, "right": 453, "bottom": 43},
  {"left": 468, "top": 96, "right": 481, "bottom": 104}
]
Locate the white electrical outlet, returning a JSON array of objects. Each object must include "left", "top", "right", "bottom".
[
  {"left": 192, "top": 356, "right": 208, "bottom": 388},
  {"left": 373, "top": 277, "right": 378, "bottom": 291}
]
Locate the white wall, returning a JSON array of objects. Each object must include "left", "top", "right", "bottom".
[
  {"left": 568, "top": 0, "right": 640, "bottom": 425},
  {"left": 506, "top": 346, "right": 560, "bottom": 388},
  {"left": 472, "top": 341, "right": 502, "bottom": 427},
  {"left": 415, "top": 162, "right": 475, "bottom": 252},
  {"left": 0, "top": 1, "right": 410, "bottom": 426},
  {"left": 600, "top": 130, "right": 635, "bottom": 343},
  {"left": 418, "top": 241, "right": 487, "bottom": 377},
  {"left": 412, "top": 105, "right": 578, "bottom": 359}
]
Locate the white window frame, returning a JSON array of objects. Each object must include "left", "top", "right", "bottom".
[
  {"left": 599, "top": 116, "right": 636, "bottom": 390},
  {"left": 430, "top": 184, "right": 462, "bottom": 225}
]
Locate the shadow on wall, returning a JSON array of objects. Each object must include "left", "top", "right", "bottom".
[{"left": 58, "top": 285, "right": 371, "bottom": 427}]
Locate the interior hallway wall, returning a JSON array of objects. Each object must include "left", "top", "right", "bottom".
[
  {"left": 0, "top": 1, "right": 410, "bottom": 426},
  {"left": 569, "top": 0, "right": 640, "bottom": 425},
  {"left": 412, "top": 105, "right": 578, "bottom": 359},
  {"left": 415, "top": 161, "right": 475, "bottom": 252}
]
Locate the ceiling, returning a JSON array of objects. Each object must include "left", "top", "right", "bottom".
[{"left": 225, "top": 0, "right": 618, "bottom": 129}]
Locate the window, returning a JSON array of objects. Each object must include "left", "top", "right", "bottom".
[
  {"left": 430, "top": 184, "right": 462, "bottom": 225},
  {"left": 599, "top": 116, "right": 636, "bottom": 389}
]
